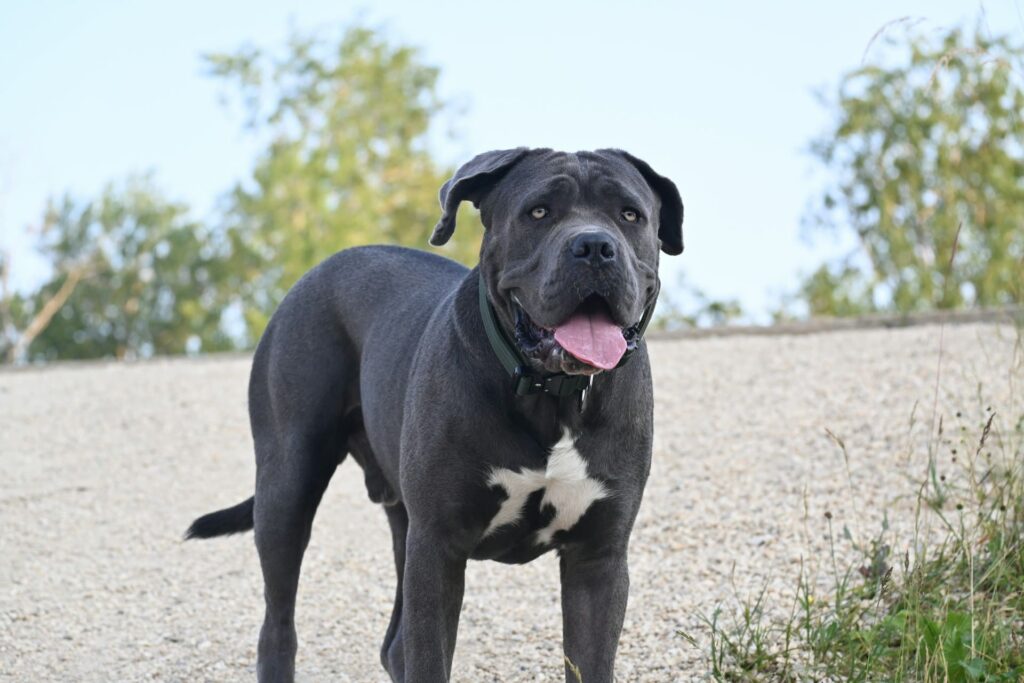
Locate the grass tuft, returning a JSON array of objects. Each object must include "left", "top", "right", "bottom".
[{"left": 681, "top": 325, "right": 1024, "bottom": 682}]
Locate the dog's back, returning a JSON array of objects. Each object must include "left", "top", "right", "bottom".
[{"left": 188, "top": 244, "right": 467, "bottom": 537}]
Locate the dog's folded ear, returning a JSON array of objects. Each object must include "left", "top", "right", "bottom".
[
  {"left": 430, "top": 148, "right": 532, "bottom": 246},
  {"left": 601, "top": 150, "right": 684, "bottom": 256}
]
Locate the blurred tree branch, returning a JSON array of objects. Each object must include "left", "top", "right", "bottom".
[{"left": 4, "top": 264, "right": 87, "bottom": 364}]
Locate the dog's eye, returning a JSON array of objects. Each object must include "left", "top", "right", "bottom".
[
  {"left": 530, "top": 206, "right": 549, "bottom": 220},
  {"left": 621, "top": 208, "right": 640, "bottom": 223}
]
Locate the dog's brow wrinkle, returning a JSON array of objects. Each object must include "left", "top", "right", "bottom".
[
  {"left": 482, "top": 430, "right": 608, "bottom": 543},
  {"left": 576, "top": 153, "right": 590, "bottom": 186}
]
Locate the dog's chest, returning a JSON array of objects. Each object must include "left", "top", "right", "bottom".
[{"left": 476, "top": 432, "right": 608, "bottom": 557}]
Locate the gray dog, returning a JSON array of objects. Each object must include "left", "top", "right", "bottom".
[{"left": 187, "top": 147, "right": 683, "bottom": 682}]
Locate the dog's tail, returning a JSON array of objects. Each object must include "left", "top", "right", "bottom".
[{"left": 185, "top": 496, "right": 255, "bottom": 540}]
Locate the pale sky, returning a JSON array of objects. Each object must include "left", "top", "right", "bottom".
[{"left": 1, "top": 1, "right": 1021, "bottom": 320}]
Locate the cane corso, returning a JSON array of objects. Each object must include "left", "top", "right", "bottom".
[{"left": 187, "top": 147, "right": 684, "bottom": 682}]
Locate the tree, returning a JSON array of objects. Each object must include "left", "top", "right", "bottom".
[
  {"left": 1, "top": 24, "right": 478, "bottom": 363},
  {"left": 802, "top": 25, "right": 1024, "bottom": 315},
  {"left": 208, "top": 26, "right": 482, "bottom": 342},
  {"left": 19, "top": 177, "right": 235, "bottom": 361}
]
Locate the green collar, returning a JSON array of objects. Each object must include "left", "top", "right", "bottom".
[{"left": 477, "top": 273, "right": 655, "bottom": 400}]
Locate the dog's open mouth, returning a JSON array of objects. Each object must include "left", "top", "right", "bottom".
[{"left": 513, "top": 295, "right": 642, "bottom": 375}]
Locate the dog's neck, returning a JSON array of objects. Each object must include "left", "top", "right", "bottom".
[{"left": 451, "top": 268, "right": 593, "bottom": 442}]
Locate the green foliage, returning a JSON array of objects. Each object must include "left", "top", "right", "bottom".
[
  {"left": 2, "top": 25, "right": 481, "bottom": 362},
  {"left": 25, "top": 177, "right": 235, "bottom": 361},
  {"left": 208, "top": 26, "right": 481, "bottom": 342},
  {"left": 803, "top": 25, "right": 1024, "bottom": 316},
  {"left": 799, "top": 262, "right": 874, "bottom": 318}
]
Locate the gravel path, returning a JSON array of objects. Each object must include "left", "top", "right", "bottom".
[{"left": 1, "top": 323, "right": 1020, "bottom": 682}]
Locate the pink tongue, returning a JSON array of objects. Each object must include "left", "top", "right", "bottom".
[{"left": 553, "top": 310, "right": 627, "bottom": 370}]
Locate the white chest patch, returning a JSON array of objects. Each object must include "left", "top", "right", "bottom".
[{"left": 484, "top": 431, "right": 609, "bottom": 545}]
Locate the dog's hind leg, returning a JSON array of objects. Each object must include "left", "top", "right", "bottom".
[
  {"left": 252, "top": 431, "right": 338, "bottom": 683},
  {"left": 341, "top": 410, "right": 408, "bottom": 680},
  {"left": 380, "top": 503, "right": 408, "bottom": 681},
  {"left": 248, "top": 324, "right": 351, "bottom": 683}
]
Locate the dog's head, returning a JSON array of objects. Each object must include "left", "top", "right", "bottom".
[{"left": 432, "top": 148, "right": 683, "bottom": 376}]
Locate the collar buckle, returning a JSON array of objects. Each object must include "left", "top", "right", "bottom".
[{"left": 512, "top": 366, "right": 543, "bottom": 396}]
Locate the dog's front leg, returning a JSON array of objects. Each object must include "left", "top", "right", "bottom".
[
  {"left": 559, "top": 548, "right": 630, "bottom": 683},
  {"left": 398, "top": 528, "right": 467, "bottom": 682}
]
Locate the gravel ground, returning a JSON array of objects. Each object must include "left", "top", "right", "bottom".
[{"left": 1, "top": 322, "right": 1020, "bottom": 682}]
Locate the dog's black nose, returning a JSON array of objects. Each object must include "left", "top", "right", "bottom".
[{"left": 570, "top": 232, "right": 616, "bottom": 264}]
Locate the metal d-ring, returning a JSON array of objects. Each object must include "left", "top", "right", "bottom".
[{"left": 579, "top": 375, "right": 594, "bottom": 413}]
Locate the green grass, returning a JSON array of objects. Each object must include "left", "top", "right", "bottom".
[{"left": 681, "top": 326, "right": 1024, "bottom": 682}]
